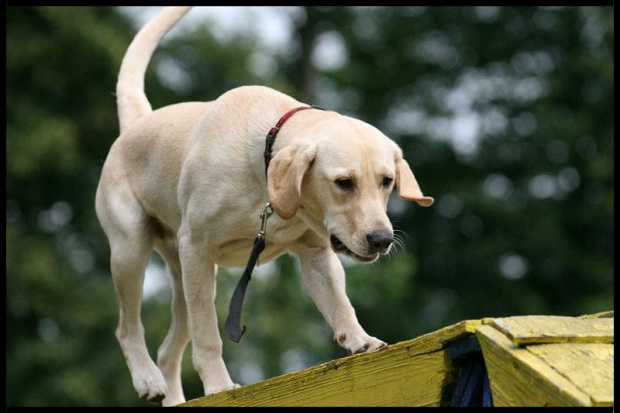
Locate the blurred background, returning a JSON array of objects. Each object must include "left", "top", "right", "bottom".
[{"left": 6, "top": 6, "right": 613, "bottom": 406}]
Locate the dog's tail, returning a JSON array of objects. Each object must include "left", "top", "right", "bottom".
[{"left": 116, "top": 6, "right": 192, "bottom": 134}]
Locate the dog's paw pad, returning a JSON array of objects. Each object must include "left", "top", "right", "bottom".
[
  {"left": 146, "top": 392, "right": 166, "bottom": 404},
  {"left": 354, "top": 343, "right": 371, "bottom": 354}
]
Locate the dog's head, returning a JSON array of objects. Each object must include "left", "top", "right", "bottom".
[{"left": 268, "top": 114, "right": 433, "bottom": 263}]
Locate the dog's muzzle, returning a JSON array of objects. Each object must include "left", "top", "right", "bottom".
[{"left": 330, "top": 234, "right": 382, "bottom": 263}]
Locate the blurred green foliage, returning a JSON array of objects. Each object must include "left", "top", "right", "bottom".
[{"left": 6, "top": 6, "right": 613, "bottom": 406}]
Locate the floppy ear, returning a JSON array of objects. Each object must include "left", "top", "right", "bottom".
[
  {"left": 267, "top": 143, "right": 317, "bottom": 219},
  {"left": 395, "top": 157, "right": 434, "bottom": 207}
]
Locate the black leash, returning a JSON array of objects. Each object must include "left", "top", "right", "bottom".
[
  {"left": 224, "top": 204, "right": 273, "bottom": 342},
  {"left": 225, "top": 105, "right": 325, "bottom": 343}
]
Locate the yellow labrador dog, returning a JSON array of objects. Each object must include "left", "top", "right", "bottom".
[{"left": 96, "top": 6, "right": 433, "bottom": 406}]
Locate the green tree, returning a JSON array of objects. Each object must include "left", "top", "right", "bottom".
[{"left": 295, "top": 6, "right": 613, "bottom": 335}]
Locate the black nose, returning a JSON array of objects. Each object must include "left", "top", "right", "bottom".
[{"left": 366, "top": 230, "right": 394, "bottom": 253}]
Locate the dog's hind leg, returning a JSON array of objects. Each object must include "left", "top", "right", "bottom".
[
  {"left": 155, "top": 240, "right": 190, "bottom": 407},
  {"left": 96, "top": 184, "right": 167, "bottom": 403},
  {"left": 112, "top": 244, "right": 168, "bottom": 403}
]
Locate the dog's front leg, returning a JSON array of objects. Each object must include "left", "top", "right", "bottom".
[
  {"left": 178, "top": 231, "right": 239, "bottom": 395},
  {"left": 296, "top": 246, "right": 387, "bottom": 355}
]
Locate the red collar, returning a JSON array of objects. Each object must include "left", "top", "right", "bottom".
[{"left": 263, "top": 105, "right": 325, "bottom": 171}]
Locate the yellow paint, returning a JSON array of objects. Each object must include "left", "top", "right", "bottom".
[
  {"left": 179, "top": 313, "right": 613, "bottom": 407},
  {"left": 492, "top": 315, "right": 613, "bottom": 345},
  {"left": 182, "top": 347, "right": 448, "bottom": 406},
  {"left": 476, "top": 314, "right": 614, "bottom": 407},
  {"left": 528, "top": 343, "right": 613, "bottom": 406},
  {"left": 180, "top": 318, "right": 491, "bottom": 407},
  {"left": 476, "top": 324, "right": 591, "bottom": 406}
]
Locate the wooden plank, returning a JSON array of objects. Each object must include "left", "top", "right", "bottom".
[
  {"left": 526, "top": 343, "right": 614, "bottom": 407},
  {"left": 475, "top": 324, "right": 592, "bottom": 406},
  {"left": 180, "top": 318, "right": 491, "bottom": 407},
  {"left": 579, "top": 310, "right": 613, "bottom": 319},
  {"left": 491, "top": 315, "right": 613, "bottom": 345},
  {"left": 182, "top": 346, "right": 448, "bottom": 406},
  {"left": 586, "top": 318, "right": 615, "bottom": 335}
]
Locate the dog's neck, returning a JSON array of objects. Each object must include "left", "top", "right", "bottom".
[{"left": 263, "top": 105, "right": 325, "bottom": 173}]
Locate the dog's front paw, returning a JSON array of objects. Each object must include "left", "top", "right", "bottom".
[
  {"left": 204, "top": 381, "right": 241, "bottom": 396},
  {"left": 132, "top": 370, "right": 168, "bottom": 404},
  {"left": 337, "top": 332, "right": 387, "bottom": 355}
]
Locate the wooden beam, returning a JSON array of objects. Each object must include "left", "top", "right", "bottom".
[
  {"left": 476, "top": 314, "right": 614, "bottom": 407},
  {"left": 178, "top": 313, "right": 613, "bottom": 407},
  {"left": 180, "top": 319, "right": 489, "bottom": 407}
]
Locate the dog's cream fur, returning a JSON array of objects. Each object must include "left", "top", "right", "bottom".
[{"left": 96, "top": 7, "right": 433, "bottom": 406}]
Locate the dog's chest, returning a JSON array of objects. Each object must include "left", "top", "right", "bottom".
[{"left": 209, "top": 216, "right": 309, "bottom": 267}]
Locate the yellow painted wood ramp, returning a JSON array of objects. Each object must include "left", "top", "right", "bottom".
[
  {"left": 476, "top": 311, "right": 613, "bottom": 407},
  {"left": 180, "top": 311, "right": 613, "bottom": 407}
]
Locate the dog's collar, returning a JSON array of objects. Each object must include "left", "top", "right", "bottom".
[{"left": 263, "top": 104, "right": 325, "bottom": 172}]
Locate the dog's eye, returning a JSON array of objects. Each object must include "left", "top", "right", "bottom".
[
  {"left": 382, "top": 177, "right": 393, "bottom": 188},
  {"left": 335, "top": 178, "right": 354, "bottom": 190}
]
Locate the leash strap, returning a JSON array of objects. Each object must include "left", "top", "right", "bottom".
[
  {"left": 225, "top": 104, "right": 325, "bottom": 343},
  {"left": 224, "top": 236, "right": 265, "bottom": 342}
]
